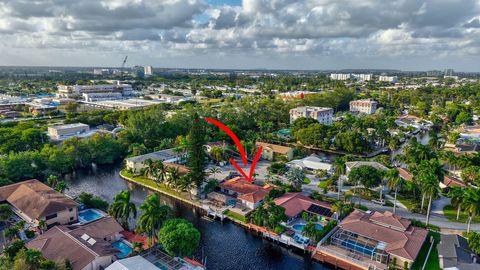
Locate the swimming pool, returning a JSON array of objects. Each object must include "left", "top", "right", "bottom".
[
  {"left": 78, "top": 209, "right": 104, "bottom": 223},
  {"left": 112, "top": 240, "right": 133, "bottom": 258},
  {"left": 341, "top": 239, "right": 375, "bottom": 257},
  {"left": 292, "top": 223, "right": 323, "bottom": 231}
]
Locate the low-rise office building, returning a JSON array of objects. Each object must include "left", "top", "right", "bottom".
[
  {"left": 48, "top": 123, "right": 90, "bottom": 140},
  {"left": 349, "top": 99, "right": 378, "bottom": 115},
  {"left": 379, "top": 76, "right": 398, "bottom": 83},
  {"left": 57, "top": 82, "right": 132, "bottom": 98},
  {"left": 289, "top": 106, "right": 333, "bottom": 125}
]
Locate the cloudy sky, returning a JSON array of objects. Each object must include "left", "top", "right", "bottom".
[{"left": 1, "top": 0, "right": 480, "bottom": 70}]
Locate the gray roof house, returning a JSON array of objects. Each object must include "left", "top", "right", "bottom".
[
  {"left": 438, "top": 234, "right": 479, "bottom": 270},
  {"left": 125, "top": 148, "right": 184, "bottom": 173}
]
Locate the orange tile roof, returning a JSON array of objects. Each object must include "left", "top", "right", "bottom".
[
  {"left": 220, "top": 177, "right": 273, "bottom": 204},
  {"left": 255, "top": 141, "right": 292, "bottom": 154},
  {"left": 274, "top": 192, "right": 332, "bottom": 218},
  {"left": 443, "top": 175, "right": 466, "bottom": 188},
  {"left": 238, "top": 186, "right": 272, "bottom": 204},
  {"left": 219, "top": 177, "right": 261, "bottom": 194},
  {"left": 397, "top": 167, "right": 413, "bottom": 182},
  {"left": 340, "top": 210, "right": 428, "bottom": 261}
]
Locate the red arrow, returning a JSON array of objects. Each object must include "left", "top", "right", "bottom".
[{"left": 204, "top": 118, "right": 262, "bottom": 182}]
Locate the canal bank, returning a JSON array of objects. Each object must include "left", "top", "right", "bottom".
[{"left": 64, "top": 163, "right": 331, "bottom": 270}]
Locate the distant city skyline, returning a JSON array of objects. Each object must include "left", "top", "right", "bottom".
[{"left": 1, "top": 0, "right": 480, "bottom": 71}]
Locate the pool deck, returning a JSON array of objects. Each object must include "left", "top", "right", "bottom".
[{"left": 314, "top": 245, "right": 388, "bottom": 270}]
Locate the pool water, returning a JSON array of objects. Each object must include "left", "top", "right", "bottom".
[
  {"left": 78, "top": 209, "right": 104, "bottom": 223},
  {"left": 292, "top": 223, "right": 323, "bottom": 232},
  {"left": 112, "top": 240, "right": 133, "bottom": 258},
  {"left": 341, "top": 239, "right": 374, "bottom": 257}
]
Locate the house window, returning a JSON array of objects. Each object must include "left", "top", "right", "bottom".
[
  {"left": 45, "top": 213, "right": 57, "bottom": 220},
  {"left": 70, "top": 217, "right": 74, "bottom": 221},
  {"left": 69, "top": 208, "right": 73, "bottom": 212}
]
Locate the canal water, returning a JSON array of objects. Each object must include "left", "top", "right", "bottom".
[{"left": 64, "top": 164, "right": 331, "bottom": 270}]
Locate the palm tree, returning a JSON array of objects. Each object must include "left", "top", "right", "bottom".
[
  {"left": 109, "top": 190, "right": 137, "bottom": 230},
  {"left": 331, "top": 201, "right": 345, "bottom": 220},
  {"left": 152, "top": 161, "right": 166, "bottom": 186},
  {"left": 143, "top": 159, "right": 155, "bottom": 178},
  {"left": 333, "top": 157, "right": 346, "bottom": 176},
  {"left": 209, "top": 146, "right": 224, "bottom": 164},
  {"left": 208, "top": 167, "right": 221, "bottom": 179},
  {"left": 165, "top": 166, "right": 180, "bottom": 189},
  {"left": 137, "top": 193, "right": 171, "bottom": 243},
  {"left": 38, "top": 220, "right": 47, "bottom": 234},
  {"left": 386, "top": 169, "right": 402, "bottom": 213},
  {"left": 422, "top": 174, "right": 441, "bottom": 226},
  {"left": 448, "top": 187, "right": 464, "bottom": 220},
  {"left": 461, "top": 187, "right": 480, "bottom": 232}
]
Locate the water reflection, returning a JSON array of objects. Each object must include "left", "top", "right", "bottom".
[{"left": 64, "top": 163, "right": 331, "bottom": 270}]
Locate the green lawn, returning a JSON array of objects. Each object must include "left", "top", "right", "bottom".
[
  {"left": 120, "top": 170, "right": 200, "bottom": 204},
  {"left": 303, "top": 178, "right": 311, "bottom": 184},
  {"left": 396, "top": 194, "right": 418, "bottom": 211},
  {"left": 225, "top": 210, "right": 247, "bottom": 223},
  {"left": 411, "top": 232, "right": 441, "bottom": 270},
  {"left": 443, "top": 205, "right": 480, "bottom": 223},
  {"left": 317, "top": 181, "right": 328, "bottom": 189}
]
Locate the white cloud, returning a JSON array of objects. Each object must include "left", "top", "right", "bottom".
[{"left": 0, "top": 0, "right": 480, "bottom": 69}]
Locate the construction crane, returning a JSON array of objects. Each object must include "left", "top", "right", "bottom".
[{"left": 120, "top": 56, "right": 128, "bottom": 76}]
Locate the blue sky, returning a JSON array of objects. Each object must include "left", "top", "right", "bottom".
[
  {"left": 1, "top": 0, "right": 480, "bottom": 71},
  {"left": 207, "top": 0, "right": 242, "bottom": 6}
]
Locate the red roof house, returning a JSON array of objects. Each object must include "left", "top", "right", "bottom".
[{"left": 274, "top": 192, "right": 333, "bottom": 221}]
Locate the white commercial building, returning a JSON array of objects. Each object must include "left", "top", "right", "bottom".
[
  {"left": 349, "top": 99, "right": 378, "bottom": 114},
  {"left": 379, "top": 76, "right": 398, "bottom": 83},
  {"left": 47, "top": 123, "right": 90, "bottom": 140},
  {"left": 330, "top": 73, "right": 353, "bottom": 81},
  {"left": 57, "top": 81, "right": 133, "bottom": 98},
  {"left": 289, "top": 106, "right": 333, "bottom": 124},
  {"left": 82, "top": 92, "right": 123, "bottom": 102},
  {"left": 144, "top": 66, "right": 153, "bottom": 76},
  {"left": 352, "top": 74, "right": 373, "bottom": 81}
]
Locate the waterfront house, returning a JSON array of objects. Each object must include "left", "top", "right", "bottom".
[
  {"left": 315, "top": 210, "right": 427, "bottom": 270},
  {"left": 345, "top": 161, "right": 388, "bottom": 175},
  {"left": 218, "top": 177, "right": 273, "bottom": 209},
  {"left": 106, "top": 255, "right": 159, "bottom": 270},
  {"left": 106, "top": 248, "right": 205, "bottom": 270},
  {"left": 274, "top": 193, "right": 333, "bottom": 223},
  {"left": 438, "top": 234, "right": 479, "bottom": 270},
  {"left": 394, "top": 115, "right": 432, "bottom": 131},
  {"left": 26, "top": 216, "right": 124, "bottom": 270},
  {"left": 0, "top": 179, "right": 79, "bottom": 227},
  {"left": 125, "top": 148, "right": 182, "bottom": 173},
  {"left": 286, "top": 154, "right": 332, "bottom": 173},
  {"left": 255, "top": 142, "right": 294, "bottom": 161}
]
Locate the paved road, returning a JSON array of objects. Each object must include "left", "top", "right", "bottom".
[{"left": 302, "top": 181, "right": 478, "bottom": 231}]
